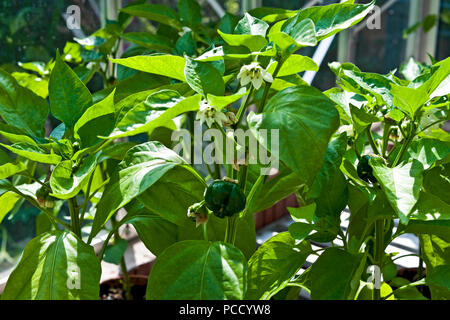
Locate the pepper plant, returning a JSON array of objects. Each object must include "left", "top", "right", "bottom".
[{"left": 0, "top": 0, "right": 448, "bottom": 300}]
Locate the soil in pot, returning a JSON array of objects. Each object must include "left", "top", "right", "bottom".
[{"left": 100, "top": 262, "right": 153, "bottom": 300}]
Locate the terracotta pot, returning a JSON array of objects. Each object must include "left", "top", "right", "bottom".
[{"left": 254, "top": 193, "right": 297, "bottom": 230}]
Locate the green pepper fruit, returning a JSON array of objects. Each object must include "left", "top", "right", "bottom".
[
  {"left": 204, "top": 180, "right": 246, "bottom": 218},
  {"left": 36, "top": 183, "right": 54, "bottom": 209},
  {"left": 357, "top": 155, "right": 377, "bottom": 183}
]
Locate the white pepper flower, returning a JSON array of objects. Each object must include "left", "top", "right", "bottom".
[
  {"left": 196, "top": 100, "right": 228, "bottom": 128},
  {"left": 237, "top": 62, "right": 273, "bottom": 90}
]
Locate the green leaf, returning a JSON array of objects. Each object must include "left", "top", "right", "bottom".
[
  {"left": 207, "top": 87, "right": 248, "bottom": 109},
  {"left": 120, "top": 32, "right": 173, "bottom": 52},
  {"left": 89, "top": 142, "right": 188, "bottom": 240},
  {"left": 217, "top": 30, "right": 268, "bottom": 53},
  {"left": 103, "top": 239, "right": 128, "bottom": 265},
  {"left": 423, "top": 164, "right": 450, "bottom": 206},
  {"left": 246, "top": 232, "right": 311, "bottom": 300},
  {"left": 288, "top": 203, "right": 316, "bottom": 223},
  {"left": 49, "top": 54, "right": 92, "bottom": 129},
  {"left": 0, "top": 68, "right": 48, "bottom": 137},
  {"left": 280, "top": 18, "right": 317, "bottom": 48},
  {"left": 391, "top": 84, "right": 428, "bottom": 119},
  {"left": 329, "top": 62, "right": 395, "bottom": 107},
  {"left": 370, "top": 158, "right": 424, "bottom": 224},
  {"left": 184, "top": 56, "right": 225, "bottom": 97},
  {"left": 50, "top": 153, "right": 98, "bottom": 200},
  {"left": 248, "top": 85, "right": 340, "bottom": 186},
  {"left": 402, "top": 219, "right": 450, "bottom": 242},
  {"left": 106, "top": 90, "right": 201, "bottom": 139},
  {"left": 401, "top": 139, "right": 450, "bottom": 170},
  {"left": 120, "top": 4, "right": 182, "bottom": 30},
  {"left": 0, "top": 191, "right": 21, "bottom": 224},
  {"left": 138, "top": 166, "right": 205, "bottom": 226},
  {"left": 178, "top": 0, "right": 202, "bottom": 27},
  {"left": 111, "top": 55, "right": 186, "bottom": 81},
  {"left": 410, "top": 191, "right": 450, "bottom": 220},
  {"left": 308, "top": 133, "right": 347, "bottom": 198},
  {"left": 0, "top": 149, "right": 27, "bottom": 180},
  {"left": 248, "top": 7, "right": 296, "bottom": 23},
  {"left": 297, "top": 1, "right": 375, "bottom": 41},
  {"left": 12, "top": 72, "right": 49, "bottom": 99},
  {"left": 1, "top": 230, "right": 101, "bottom": 300},
  {"left": 426, "top": 265, "right": 450, "bottom": 298},
  {"left": 310, "top": 247, "right": 365, "bottom": 299},
  {"left": 0, "top": 142, "right": 61, "bottom": 165},
  {"left": 246, "top": 164, "right": 302, "bottom": 214},
  {"left": 234, "top": 13, "right": 269, "bottom": 36},
  {"left": 267, "top": 54, "right": 318, "bottom": 77},
  {"left": 146, "top": 240, "right": 247, "bottom": 300},
  {"left": 74, "top": 89, "right": 115, "bottom": 147}
]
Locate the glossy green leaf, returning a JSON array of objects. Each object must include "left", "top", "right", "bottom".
[
  {"left": 235, "top": 13, "right": 269, "bottom": 36},
  {"left": 49, "top": 54, "right": 92, "bottom": 129},
  {"left": 310, "top": 247, "right": 365, "bottom": 299},
  {"left": 246, "top": 232, "right": 311, "bottom": 300},
  {"left": 147, "top": 240, "right": 247, "bottom": 300},
  {"left": 267, "top": 54, "right": 318, "bottom": 77},
  {"left": 423, "top": 164, "right": 450, "bottom": 205},
  {"left": 103, "top": 239, "right": 128, "bottom": 265},
  {"left": 0, "top": 142, "right": 61, "bottom": 165},
  {"left": 178, "top": 0, "right": 202, "bottom": 27},
  {"left": 371, "top": 158, "right": 424, "bottom": 224},
  {"left": 111, "top": 55, "right": 186, "bottom": 81},
  {"left": 74, "top": 90, "right": 115, "bottom": 147},
  {"left": 12, "top": 72, "right": 49, "bottom": 98},
  {"left": 401, "top": 139, "right": 450, "bottom": 170},
  {"left": 248, "top": 7, "right": 296, "bottom": 23},
  {"left": 217, "top": 30, "right": 268, "bottom": 52},
  {"left": 0, "top": 68, "right": 48, "bottom": 137},
  {"left": 184, "top": 56, "right": 225, "bottom": 97},
  {"left": 297, "top": 1, "right": 375, "bottom": 41},
  {"left": 280, "top": 18, "right": 317, "bottom": 48},
  {"left": 1, "top": 230, "right": 101, "bottom": 300},
  {"left": 120, "top": 4, "right": 182, "bottom": 30},
  {"left": 402, "top": 219, "right": 450, "bottom": 242},
  {"left": 0, "top": 149, "right": 27, "bottom": 180},
  {"left": 120, "top": 32, "right": 173, "bottom": 52},
  {"left": 248, "top": 85, "right": 340, "bottom": 186},
  {"left": 107, "top": 90, "right": 201, "bottom": 139},
  {"left": 138, "top": 166, "right": 205, "bottom": 226},
  {"left": 89, "top": 142, "right": 188, "bottom": 240},
  {"left": 50, "top": 153, "right": 98, "bottom": 200}
]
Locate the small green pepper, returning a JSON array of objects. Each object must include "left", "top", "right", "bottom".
[
  {"left": 204, "top": 180, "right": 246, "bottom": 218},
  {"left": 357, "top": 155, "right": 377, "bottom": 183}
]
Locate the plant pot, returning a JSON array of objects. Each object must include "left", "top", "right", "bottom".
[
  {"left": 100, "top": 262, "right": 154, "bottom": 300},
  {"left": 254, "top": 193, "right": 297, "bottom": 230}
]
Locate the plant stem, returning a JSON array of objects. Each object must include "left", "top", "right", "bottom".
[
  {"left": 203, "top": 224, "right": 208, "bottom": 242},
  {"left": 381, "top": 124, "right": 392, "bottom": 158},
  {"left": 79, "top": 171, "right": 95, "bottom": 227},
  {"left": 68, "top": 197, "right": 81, "bottom": 238},
  {"left": 259, "top": 56, "right": 284, "bottom": 112},
  {"left": 366, "top": 126, "right": 380, "bottom": 155},
  {"left": 235, "top": 86, "right": 254, "bottom": 125},
  {"left": 111, "top": 215, "right": 132, "bottom": 300},
  {"left": 391, "top": 123, "right": 417, "bottom": 167},
  {"left": 373, "top": 218, "right": 385, "bottom": 300}
]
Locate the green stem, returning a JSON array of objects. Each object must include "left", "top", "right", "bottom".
[
  {"left": 373, "top": 219, "right": 385, "bottom": 300},
  {"left": 235, "top": 86, "right": 254, "bottom": 125},
  {"left": 203, "top": 223, "right": 208, "bottom": 242},
  {"left": 259, "top": 56, "right": 284, "bottom": 112},
  {"left": 111, "top": 215, "right": 132, "bottom": 300},
  {"left": 366, "top": 126, "right": 380, "bottom": 155},
  {"left": 381, "top": 124, "right": 392, "bottom": 157},
  {"left": 79, "top": 171, "right": 95, "bottom": 227},
  {"left": 68, "top": 197, "right": 81, "bottom": 238},
  {"left": 391, "top": 123, "right": 417, "bottom": 167}
]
